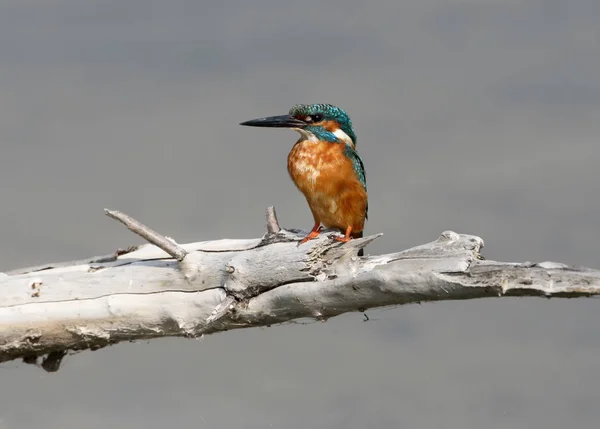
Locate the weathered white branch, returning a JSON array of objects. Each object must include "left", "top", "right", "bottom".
[{"left": 1, "top": 208, "right": 599, "bottom": 371}]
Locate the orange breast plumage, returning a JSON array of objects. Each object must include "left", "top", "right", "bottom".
[{"left": 287, "top": 140, "right": 367, "bottom": 234}]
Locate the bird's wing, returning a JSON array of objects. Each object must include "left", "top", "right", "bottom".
[
  {"left": 343, "top": 144, "right": 366, "bottom": 190},
  {"left": 343, "top": 144, "right": 368, "bottom": 219}
]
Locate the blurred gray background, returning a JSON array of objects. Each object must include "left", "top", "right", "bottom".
[{"left": 1, "top": 0, "right": 599, "bottom": 428}]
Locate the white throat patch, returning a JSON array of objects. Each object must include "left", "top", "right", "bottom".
[{"left": 293, "top": 128, "right": 319, "bottom": 143}]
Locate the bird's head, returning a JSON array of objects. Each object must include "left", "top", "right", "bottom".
[{"left": 240, "top": 103, "right": 357, "bottom": 146}]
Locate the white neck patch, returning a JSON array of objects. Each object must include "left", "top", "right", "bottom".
[
  {"left": 332, "top": 128, "right": 354, "bottom": 147},
  {"left": 293, "top": 127, "right": 355, "bottom": 147}
]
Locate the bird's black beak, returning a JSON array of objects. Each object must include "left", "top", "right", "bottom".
[{"left": 240, "top": 114, "right": 306, "bottom": 128}]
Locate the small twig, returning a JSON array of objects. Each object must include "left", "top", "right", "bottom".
[
  {"left": 265, "top": 206, "right": 281, "bottom": 234},
  {"left": 104, "top": 209, "right": 188, "bottom": 261}
]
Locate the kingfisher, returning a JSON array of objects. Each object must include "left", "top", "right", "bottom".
[{"left": 240, "top": 103, "right": 368, "bottom": 255}]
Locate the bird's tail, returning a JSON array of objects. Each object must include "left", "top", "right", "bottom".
[{"left": 352, "top": 230, "right": 365, "bottom": 257}]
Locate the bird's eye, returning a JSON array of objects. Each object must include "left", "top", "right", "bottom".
[{"left": 302, "top": 114, "right": 323, "bottom": 123}]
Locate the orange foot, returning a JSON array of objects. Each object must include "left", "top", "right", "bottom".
[
  {"left": 300, "top": 223, "right": 323, "bottom": 245},
  {"left": 333, "top": 226, "right": 353, "bottom": 243}
]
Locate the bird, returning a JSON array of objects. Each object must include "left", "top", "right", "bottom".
[{"left": 240, "top": 103, "right": 368, "bottom": 256}]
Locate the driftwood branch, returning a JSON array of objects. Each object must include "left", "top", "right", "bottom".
[{"left": 1, "top": 207, "right": 599, "bottom": 372}]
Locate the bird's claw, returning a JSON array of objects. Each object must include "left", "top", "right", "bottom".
[
  {"left": 332, "top": 235, "right": 351, "bottom": 243},
  {"left": 298, "top": 226, "right": 324, "bottom": 246}
]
